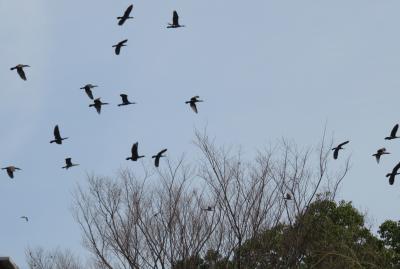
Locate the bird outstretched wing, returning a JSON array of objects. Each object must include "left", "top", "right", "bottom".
[
  {"left": 124, "top": 5, "right": 133, "bottom": 17},
  {"left": 54, "top": 125, "right": 61, "bottom": 140},
  {"left": 173, "top": 11, "right": 179, "bottom": 25},
  {"left": 121, "top": 94, "right": 129, "bottom": 103},
  {"left": 85, "top": 88, "right": 94, "bottom": 99},
  {"left": 190, "top": 103, "right": 198, "bottom": 113},
  {"left": 338, "top": 141, "right": 349, "bottom": 147},
  {"left": 17, "top": 68, "right": 27, "bottom": 80},
  {"left": 132, "top": 142, "right": 139, "bottom": 157},
  {"left": 391, "top": 124, "right": 399, "bottom": 137},
  {"left": 154, "top": 157, "right": 160, "bottom": 167},
  {"left": 333, "top": 149, "right": 339, "bottom": 160}
]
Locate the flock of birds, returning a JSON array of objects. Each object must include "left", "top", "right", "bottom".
[
  {"left": 5, "top": 5, "right": 399, "bottom": 226},
  {"left": 331, "top": 123, "right": 400, "bottom": 186},
  {"left": 6, "top": 7, "right": 198, "bottom": 190}
]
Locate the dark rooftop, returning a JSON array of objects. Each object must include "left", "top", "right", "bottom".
[{"left": 0, "top": 257, "right": 19, "bottom": 269}]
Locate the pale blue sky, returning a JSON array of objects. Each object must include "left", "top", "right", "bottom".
[{"left": 1, "top": 0, "right": 400, "bottom": 267}]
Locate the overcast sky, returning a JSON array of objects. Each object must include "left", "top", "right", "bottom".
[{"left": 1, "top": 0, "right": 400, "bottom": 267}]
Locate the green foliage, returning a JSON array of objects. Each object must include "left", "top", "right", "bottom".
[
  {"left": 379, "top": 220, "right": 400, "bottom": 267},
  {"left": 173, "top": 199, "right": 399, "bottom": 269}
]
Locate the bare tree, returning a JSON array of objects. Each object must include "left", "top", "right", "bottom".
[
  {"left": 194, "top": 130, "right": 350, "bottom": 269},
  {"left": 72, "top": 159, "right": 220, "bottom": 269},
  {"left": 68, "top": 130, "right": 349, "bottom": 269},
  {"left": 26, "top": 247, "right": 84, "bottom": 269}
]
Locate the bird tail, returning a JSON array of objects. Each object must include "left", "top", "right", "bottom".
[{"left": 126, "top": 157, "right": 131, "bottom": 160}]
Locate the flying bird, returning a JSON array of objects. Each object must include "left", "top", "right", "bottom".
[
  {"left": 185, "top": 96, "right": 203, "bottom": 113},
  {"left": 386, "top": 162, "right": 400, "bottom": 185},
  {"left": 385, "top": 124, "right": 399, "bottom": 140},
  {"left": 118, "top": 94, "right": 135, "bottom": 106},
  {"left": 50, "top": 125, "right": 68, "bottom": 144},
  {"left": 167, "top": 10, "right": 184, "bottom": 28},
  {"left": 2, "top": 166, "right": 21, "bottom": 179},
  {"left": 152, "top": 149, "right": 167, "bottom": 167},
  {"left": 372, "top": 148, "right": 390, "bottom": 163},
  {"left": 10, "top": 64, "right": 30, "bottom": 80},
  {"left": 332, "top": 141, "right": 349, "bottom": 160},
  {"left": 126, "top": 142, "right": 145, "bottom": 161},
  {"left": 89, "top": 98, "right": 109, "bottom": 114},
  {"left": 117, "top": 4, "right": 134, "bottom": 25},
  {"left": 112, "top": 39, "right": 128, "bottom": 55},
  {"left": 283, "top": 193, "right": 292, "bottom": 200},
  {"left": 62, "top": 158, "right": 79, "bottom": 169},
  {"left": 20, "top": 216, "right": 29, "bottom": 222},
  {"left": 80, "top": 84, "right": 98, "bottom": 99}
]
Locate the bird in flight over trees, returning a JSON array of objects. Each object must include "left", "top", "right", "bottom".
[
  {"left": 372, "top": 148, "right": 390, "bottom": 163},
  {"left": 62, "top": 158, "right": 79, "bottom": 169},
  {"left": 80, "top": 84, "right": 98, "bottom": 100},
  {"left": 2, "top": 166, "right": 21, "bottom": 179},
  {"left": 386, "top": 161, "right": 400, "bottom": 185},
  {"left": 118, "top": 94, "right": 135, "bottom": 106},
  {"left": 10, "top": 64, "right": 30, "bottom": 81},
  {"left": 50, "top": 125, "right": 68, "bottom": 145},
  {"left": 385, "top": 124, "right": 399, "bottom": 140},
  {"left": 167, "top": 11, "right": 184, "bottom": 28},
  {"left": 283, "top": 193, "right": 292, "bottom": 200},
  {"left": 89, "top": 98, "right": 109, "bottom": 114},
  {"left": 20, "top": 216, "right": 28, "bottom": 222},
  {"left": 117, "top": 4, "right": 133, "bottom": 25},
  {"left": 112, "top": 39, "right": 128, "bottom": 55},
  {"left": 126, "top": 142, "right": 145, "bottom": 161},
  {"left": 202, "top": 206, "right": 215, "bottom": 212},
  {"left": 332, "top": 141, "right": 349, "bottom": 160},
  {"left": 152, "top": 149, "right": 167, "bottom": 167},
  {"left": 185, "top": 96, "right": 203, "bottom": 113}
]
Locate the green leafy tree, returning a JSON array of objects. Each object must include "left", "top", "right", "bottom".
[
  {"left": 236, "top": 199, "right": 390, "bottom": 269},
  {"left": 379, "top": 220, "right": 400, "bottom": 267}
]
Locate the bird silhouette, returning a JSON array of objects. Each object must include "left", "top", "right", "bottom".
[
  {"left": 62, "top": 158, "right": 79, "bottom": 169},
  {"left": 152, "top": 149, "right": 167, "bottom": 167},
  {"left": 10, "top": 64, "right": 30, "bottom": 80},
  {"left": 2, "top": 166, "right": 21, "bottom": 179},
  {"left": 386, "top": 162, "right": 400, "bottom": 185},
  {"left": 80, "top": 84, "right": 98, "bottom": 99},
  {"left": 332, "top": 141, "right": 349, "bottom": 160},
  {"left": 385, "top": 124, "right": 399, "bottom": 140},
  {"left": 89, "top": 98, "right": 109, "bottom": 114},
  {"left": 372, "top": 148, "right": 390, "bottom": 163},
  {"left": 185, "top": 96, "right": 203, "bottom": 113},
  {"left": 50, "top": 125, "right": 68, "bottom": 144},
  {"left": 167, "top": 11, "right": 184, "bottom": 28},
  {"left": 20, "top": 216, "right": 29, "bottom": 222},
  {"left": 117, "top": 5, "right": 134, "bottom": 25},
  {"left": 112, "top": 39, "right": 128, "bottom": 55},
  {"left": 126, "top": 142, "right": 145, "bottom": 161},
  {"left": 283, "top": 193, "right": 292, "bottom": 200},
  {"left": 118, "top": 94, "right": 135, "bottom": 106}
]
